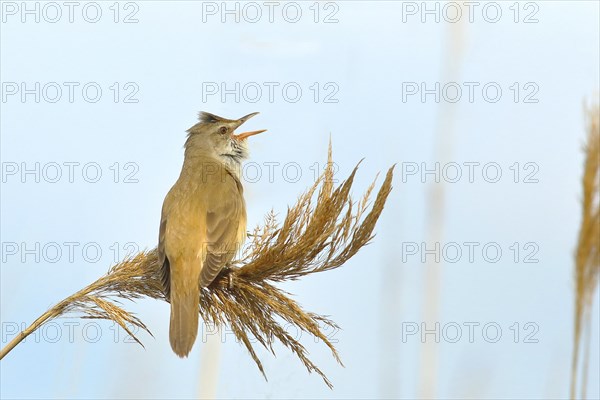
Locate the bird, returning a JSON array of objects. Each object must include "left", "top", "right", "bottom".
[{"left": 158, "top": 111, "right": 266, "bottom": 357}]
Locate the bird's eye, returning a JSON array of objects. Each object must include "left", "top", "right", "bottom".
[{"left": 219, "top": 126, "right": 228, "bottom": 135}]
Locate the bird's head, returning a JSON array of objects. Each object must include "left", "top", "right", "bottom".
[{"left": 184, "top": 111, "right": 266, "bottom": 165}]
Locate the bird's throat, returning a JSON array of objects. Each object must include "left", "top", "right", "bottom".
[{"left": 218, "top": 153, "right": 245, "bottom": 181}]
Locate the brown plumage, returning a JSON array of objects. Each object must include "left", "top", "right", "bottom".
[{"left": 158, "top": 111, "right": 265, "bottom": 357}]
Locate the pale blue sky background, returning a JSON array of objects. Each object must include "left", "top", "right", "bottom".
[{"left": 1, "top": 1, "right": 599, "bottom": 399}]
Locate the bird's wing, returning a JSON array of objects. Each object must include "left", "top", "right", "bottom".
[
  {"left": 199, "top": 171, "right": 246, "bottom": 288},
  {"left": 158, "top": 185, "right": 181, "bottom": 300},
  {"left": 158, "top": 200, "right": 171, "bottom": 299}
]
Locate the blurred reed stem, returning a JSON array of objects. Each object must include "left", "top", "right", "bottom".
[{"left": 570, "top": 103, "right": 600, "bottom": 399}]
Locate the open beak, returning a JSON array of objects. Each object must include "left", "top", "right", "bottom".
[
  {"left": 233, "top": 112, "right": 267, "bottom": 141},
  {"left": 234, "top": 129, "right": 267, "bottom": 140}
]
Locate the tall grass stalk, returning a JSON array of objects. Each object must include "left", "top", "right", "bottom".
[
  {"left": 571, "top": 103, "right": 600, "bottom": 399},
  {"left": 0, "top": 144, "right": 394, "bottom": 388}
]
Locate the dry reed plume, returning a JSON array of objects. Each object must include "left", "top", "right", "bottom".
[
  {"left": 0, "top": 144, "right": 395, "bottom": 388},
  {"left": 571, "top": 103, "right": 600, "bottom": 399}
]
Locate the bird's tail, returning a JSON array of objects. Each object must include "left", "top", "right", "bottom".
[{"left": 169, "top": 284, "right": 199, "bottom": 357}]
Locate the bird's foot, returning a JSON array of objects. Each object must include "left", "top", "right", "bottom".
[{"left": 221, "top": 264, "right": 235, "bottom": 290}]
